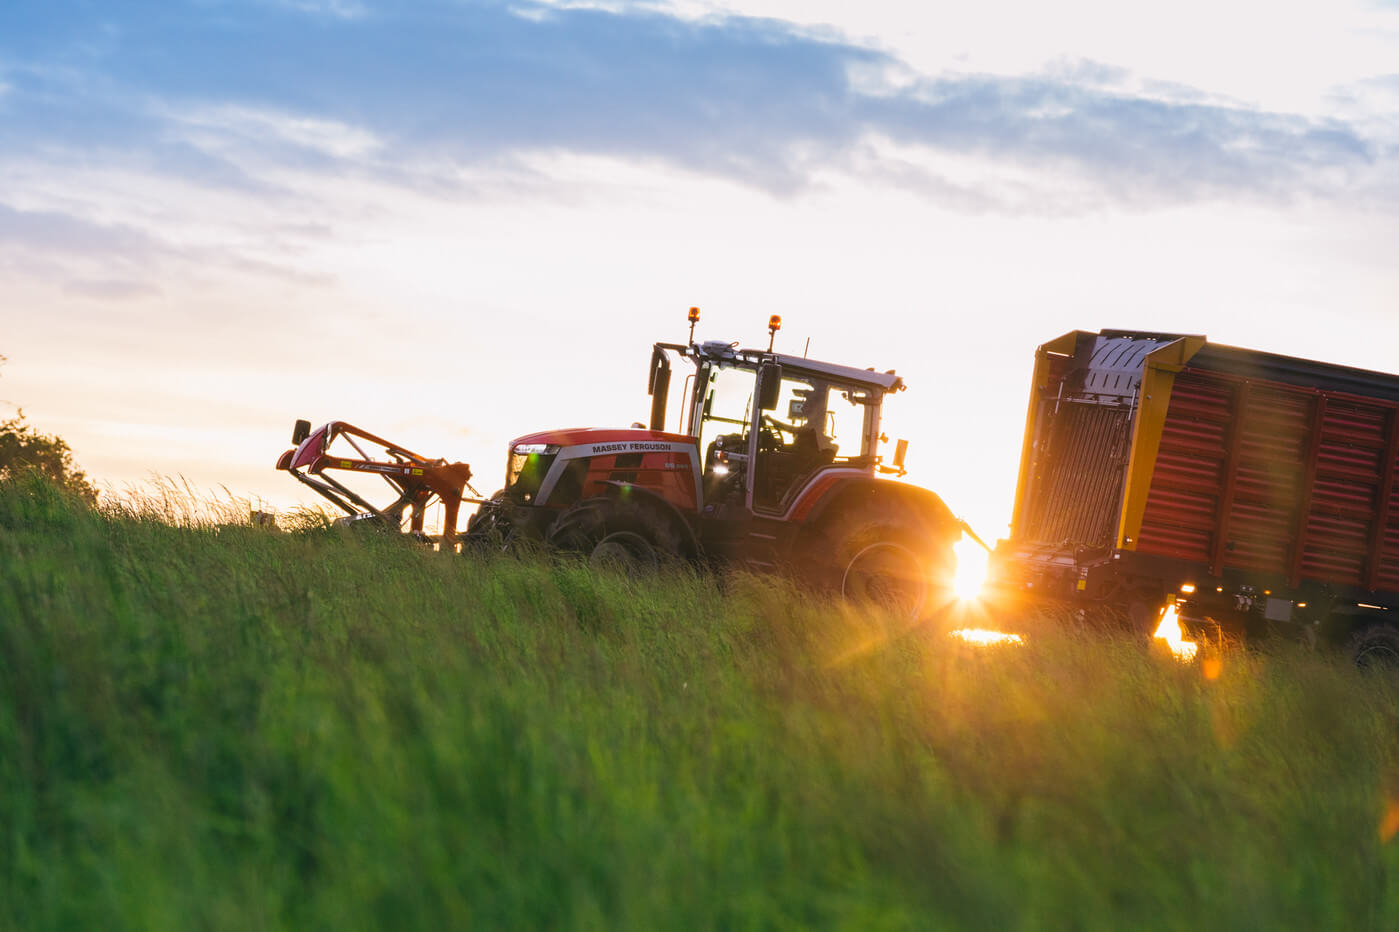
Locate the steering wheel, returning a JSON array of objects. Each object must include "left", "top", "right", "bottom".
[{"left": 758, "top": 414, "right": 787, "bottom": 452}]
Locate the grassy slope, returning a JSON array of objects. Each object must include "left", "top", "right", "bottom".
[{"left": 3, "top": 474, "right": 1399, "bottom": 930}]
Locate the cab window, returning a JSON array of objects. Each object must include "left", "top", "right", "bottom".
[
  {"left": 697, "top": 365, "right": 755, "bottom": 503},
  {"left": 754, "top": 376, "right": 875, "bottom": 509}
]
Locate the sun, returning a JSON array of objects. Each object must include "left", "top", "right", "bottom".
[{"left": 951, "top": 535, "right": 989, "bottom": 601}]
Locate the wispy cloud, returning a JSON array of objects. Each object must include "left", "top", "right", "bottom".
[
  {"left": 0, "top": 0, "right": 1392, "bottom": 211},
  {"left": 0, "top": 202, "right": 160, "bottom": 260},
  {"left": 62, "top": 278, "right": 163, "bottom": 301},
  {"left": 270, "top": 0, "right": 370, "bottom": 18},
  {"left": 167, "top": 103, "right": 384, "bottom": 161}
]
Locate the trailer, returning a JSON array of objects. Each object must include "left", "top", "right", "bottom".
[{"left": 987, "top": 329, "right": 1399, "bottom": 663}]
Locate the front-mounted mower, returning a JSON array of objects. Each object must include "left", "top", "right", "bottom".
[{"left": 278, "top": 309, "right": 980, "bottom": 616}]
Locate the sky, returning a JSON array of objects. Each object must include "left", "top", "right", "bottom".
[{"left": 2, "top": 0, "right": 1398, "bottom": 537}]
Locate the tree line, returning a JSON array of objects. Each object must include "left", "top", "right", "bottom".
[{"left": 0, "top": 354, "right": 97, "bottom": 502}]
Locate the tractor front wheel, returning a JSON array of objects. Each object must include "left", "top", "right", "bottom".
[
  {"left": 547, "top": 496, "right": 683, "bottom": 572},
  {"left": 462, "top": 489, "right": 519, "bottom": 552},
  {"left": 589, "top": 530, "right": 660, "bottom": 574}
]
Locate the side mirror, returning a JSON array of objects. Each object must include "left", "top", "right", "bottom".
[
  {"left": 292, "top": 419, "right": 312, "bottom": 445},
  {"left": 757, "top": 363, "right": 783, "bottom": 411},
  {"left": 892, "top": 438, "right": 908, "bottom": 474}
]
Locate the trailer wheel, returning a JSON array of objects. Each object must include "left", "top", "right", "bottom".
[{"left": 1347, "top": 622, "right": 1399, "bottom": 669}]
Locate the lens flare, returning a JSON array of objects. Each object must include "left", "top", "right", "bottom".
[
  {"left": 952, "top": 537, "right": 988, "bottom": 601},
  {"left": 950, "top": 628, "right": 1023, "bottom": 646},
  {"left": 1152, "top": 604, "right": 1198, "bottom": 661}
]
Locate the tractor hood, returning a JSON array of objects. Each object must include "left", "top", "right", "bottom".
[{"left": 510, "top": 427, "right": 697, "bottom": 452}]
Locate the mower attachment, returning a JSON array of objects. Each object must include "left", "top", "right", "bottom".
[{"left": 276, "top": 420, "right": 480, "bottom": 542}]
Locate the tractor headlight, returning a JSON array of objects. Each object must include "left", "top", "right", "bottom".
[{"left": 506, "top": 443, "right": 561, "bottom": 497}]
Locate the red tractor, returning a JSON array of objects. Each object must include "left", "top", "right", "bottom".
[{"left": 279, "top": 311, "right": 971, "bottom": 616}]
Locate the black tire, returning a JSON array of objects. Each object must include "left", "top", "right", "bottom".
[
  {"left": 1348, "top": 622, "right": 1399, "bottom": 669},
  {"left": 1126, "top": 587, "right": 1167, "bottom": 639},
  {"left": 590, "top": 531, "right": 660, "bottom": 574},
  {"left": 802, "top": 501, "right": 956, "bottom": 619},
  {"left": 840, "top": 540, "right": 930, "bottom": 619},
  {"left": 546, "top": 496, "right": 684, "bottom": 570},
  {"left": 462, "top": 489, "right": 518, "bottom": 552}
]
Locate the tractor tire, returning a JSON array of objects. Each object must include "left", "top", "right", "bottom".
[
  {"left": 589, "top": 531, "right": 660, "bottom": 574},
  {"left": 462, "top": 489, "right": 519, "bottom": 552},
  {"left": 803, "top": 502, "right": 956, "bottom": 620},
  {"left": 1347, "top": 621, "right": 1399, "bottom": 669},
  {"left": 546, "top": 495, "right": 684, "bottom": 573},
  {"left": 840, "top": 539, "right": 931, "bottom": 620}
]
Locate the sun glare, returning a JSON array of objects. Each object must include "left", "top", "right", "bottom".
[
  {"left": 952, "top": 536, "right": 989, "bottom": 601},
  {"left": 1152, "top": 604, "right": 1198, "bottom": 661},
  {"left": 950, "top": 628, "right": 1023, "bottom": 646}
]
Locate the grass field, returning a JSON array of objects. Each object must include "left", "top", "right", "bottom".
[{"left": 4, "top": 473, "right": 1399, "bottom": 930}]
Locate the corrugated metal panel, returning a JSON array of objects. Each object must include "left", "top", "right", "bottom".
[
  {"left": 1296, "top": 398, "right": 1388, "bottom": 585},
  {"left": 1222, "top": 384, "right": 1311, "bottom": 576},
  {"left": 1136, "top": 370, "right": 1231, "bottom": 563},
  {"left": 1020, "top": 401, "right": 1132, "bottom": 547},
  {"left": 1375, "top": 467, "right": 1399, "bottom": 588},
  {"left": 1140, "top": 365, "right": 1399, "bottom": 592}
]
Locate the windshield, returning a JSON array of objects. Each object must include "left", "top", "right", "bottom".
[{"left": 697, "top": 364, "right": 754, "bottom": 448}]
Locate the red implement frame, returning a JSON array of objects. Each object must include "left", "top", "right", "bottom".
[{"left": 276, "top": 421, "right": 480, "bottom": 542}]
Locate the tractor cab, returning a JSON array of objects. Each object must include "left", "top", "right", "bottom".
[{"left": 648, "top": 313, "right": 910, "bottom": 520}]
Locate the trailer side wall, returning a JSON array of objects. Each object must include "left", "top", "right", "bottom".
[{"left": 1138, "top": 366, "right": 1399, "bottom": 593}]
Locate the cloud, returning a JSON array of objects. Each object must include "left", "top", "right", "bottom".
[
  {"left": 0, "top": 0, "right": 1391, "bottom": 210},
  {"left": 270, "top": 0, "right": 370, "bottom": 18},
  {"left": 166, "top": 103, "right": 383, "bottom": 160},
  {"left": 0, "top": 202, "right": 161, "bottom": 259},
  {"left": 62, "top": 278, "right": 163, "bottom": 300}
]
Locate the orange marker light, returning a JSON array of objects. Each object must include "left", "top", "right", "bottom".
[
  {"left": 1382, "top": 798, "right": 1399, "bottom": 843},
  {"left": 768, "top": 314, "right": 782, "bottom": 332},
  {"left": 688, "top": 306, "right": 700, "bottom": 323}
]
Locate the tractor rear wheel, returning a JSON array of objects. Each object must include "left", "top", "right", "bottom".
[
  {"left": 841, "top": 540, "right": 929, "bottom": 619},
  {"left": 802, "top": 500, "right": 956, "bottom": 620}
]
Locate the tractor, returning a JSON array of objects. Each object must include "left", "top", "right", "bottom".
[{"left": 278, "top": 310, "right": 971, "bottom": 616}]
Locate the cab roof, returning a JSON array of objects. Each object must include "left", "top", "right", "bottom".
[{"left": 680, "top": 340, "right": 905, "bottom": 393}]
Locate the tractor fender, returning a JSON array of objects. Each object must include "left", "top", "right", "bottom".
[
  {"left": 598, "top": 480, "right": 702, "bottom": 560},
  {"left": 788, "top": 477, "right": 961, "bottom": 603},
  {"left": 799, "top": 478, "right": 960, "bottom": 540}
]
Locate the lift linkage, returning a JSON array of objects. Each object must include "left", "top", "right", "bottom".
[{"left": 275, "top": 420, "right": 483, "bottom": 542}]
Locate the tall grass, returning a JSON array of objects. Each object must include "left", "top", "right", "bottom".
[{"left": 3, "top": 472, "right": 1399, "bottom": 930}]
